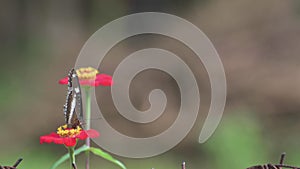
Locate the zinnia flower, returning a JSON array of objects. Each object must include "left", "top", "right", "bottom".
[
  {"left": 59, "top": 67, "right": 113, "bottom": 86},
  {"left": 40, "top": 125, "right": 99, "bottom": 147}
]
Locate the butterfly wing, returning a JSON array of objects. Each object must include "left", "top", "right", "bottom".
[
  {"left": 64, "top": 69, "right": 74, "bottom": 127},
  {"left": 64, "top": 68, "right": 83, "bottom": 129},
  {"left": 71, "top": 70, "right": 84, "bottom": 126}
]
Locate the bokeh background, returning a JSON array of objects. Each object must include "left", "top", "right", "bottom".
[{"left": 1, "top": 0, "right": 300, "bottom": 168}]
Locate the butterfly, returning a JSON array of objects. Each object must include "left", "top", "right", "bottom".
[
  {"left": 0, "top": 158, "right": 22, "bottom": 169},
  {"left": 64, "top": 68, "right": 83, "bottom": 129},
  {"left": 247, "top": 153, "right": 300, "bottom": 169}
]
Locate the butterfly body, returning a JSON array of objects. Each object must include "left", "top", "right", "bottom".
[{"left": 64, "top": 68, "right": 83, "bottom": 129}]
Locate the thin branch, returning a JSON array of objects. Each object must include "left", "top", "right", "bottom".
[{"left": 182, "top": 162, "right": 186, "bottom": 169}]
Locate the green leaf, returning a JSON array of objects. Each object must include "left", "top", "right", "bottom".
[
  {"left": 50, "top": 145, "right": 126, "bottom": 169},
  {"left": 74, "top": 145, "right": 90, "bottom": 156},
  {"left": 89, "top": 147, "right": 127, "bottom": 169},
  {"left": 50, "top": 145, "right": 89, "bottom": 169}
]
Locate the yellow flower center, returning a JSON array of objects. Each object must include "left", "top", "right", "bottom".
[
  {"left": 76, "top": 67, "right": 99, "bottom": 80},
  {"left": 57, "top": 124, "right": 82, "bottom": 137}
]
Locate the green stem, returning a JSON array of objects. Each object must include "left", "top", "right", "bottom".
[
  {"left": 84, "top": 86, "right": 91, "bottom": 131},
  {"left": 68, "top": 146, "right": 77, "bottom": 169},
  {"left": 84, "top": 86, "right": 92, "bottom": 169}
]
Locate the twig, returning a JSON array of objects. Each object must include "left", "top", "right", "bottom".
[
  {"left": 72, "top": 163, "right": 77, "bottom": 169},
  {"left": 182, "top": 162, "right": 186, "bottom": 169}
]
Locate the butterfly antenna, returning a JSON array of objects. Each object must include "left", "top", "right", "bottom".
[
  {"left": 12, "top": 158, "right": 23, "bottom": 167},
  {"left": 280, "top": 152, "right": 286, "bottom": 165}
]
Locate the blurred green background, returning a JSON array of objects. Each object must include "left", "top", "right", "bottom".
[{"left": 1, "top": 0, "right": 300, "bottom": 168}]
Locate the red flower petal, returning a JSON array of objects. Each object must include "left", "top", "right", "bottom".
[
  {"left": 76, "top": 131, "right": 89, "bottom": 140},
  {"left": 85, "top": 129, "right": 100, "bottom": 138},
  {"left": 40, "top": 132, "right": 76, "bottom": 147},
  {"left": 95, "top": 74, "right": 113, "bottom": 86},
  {"left": 58, "top": 77, "right": 68, "bottom": 85},
  {"left": 40, "top": 133, "right": 61, "bottom": 144},
  {"left": 63, "top": 137, "right": 77, "bottom": 147},
  {"left": 52, "top": 137, "right": 65, "bottom": 145}
]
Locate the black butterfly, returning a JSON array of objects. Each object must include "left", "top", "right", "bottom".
[
  {"left": 247, "top": 153, "right": 300, "bottom": 169},
  {"left": 64, "top": 68, "right": 83, "bottom": 129},
  {"left": 0, "top": 158, "right": 22, "bottom": 169}
]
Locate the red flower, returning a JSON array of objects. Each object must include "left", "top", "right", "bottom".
[
  {"left": 59, "top": 74, "right": 113, "bottom": 86},
  {"left": 40, "top": 126, "right": 99, "bottom": 147},
  {"left": 59, "top": 67, "right": 113, "bottom": 87}
]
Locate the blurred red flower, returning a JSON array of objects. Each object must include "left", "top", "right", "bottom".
[{"left": 59, "top": 67, "right": 113, "bottom": 86}]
